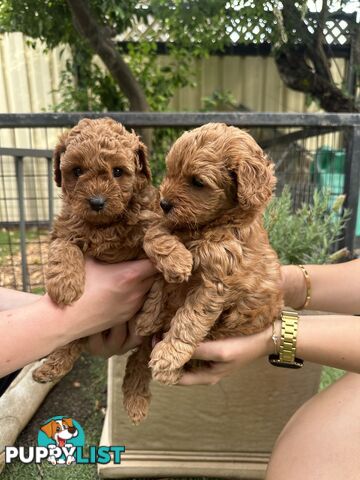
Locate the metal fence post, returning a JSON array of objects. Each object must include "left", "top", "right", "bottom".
[
  {"left": 15, "top": 156, "right": 29, "bottom": 291},
  {"left": 343, "top": 126, "right": 360, "bottom": 254},
  {"left": 47, "top": 157, "right": 54, "bottom": 227}
]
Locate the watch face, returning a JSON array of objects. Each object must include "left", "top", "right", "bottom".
[{"left": 268, "top": 354, "right": 304, "bottom": 369}]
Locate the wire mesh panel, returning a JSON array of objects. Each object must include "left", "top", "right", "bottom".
[
  {"left": 0, "top": 114, "right": 359, "bottom": 292},
  {"left": 0, "top": 154, "right": 56, "bottom": 293}
]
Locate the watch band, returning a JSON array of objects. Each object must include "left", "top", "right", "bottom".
[{"left": 269, "top": 310, "right": 304, "bottom": 369}]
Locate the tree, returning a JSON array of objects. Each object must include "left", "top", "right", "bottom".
[{"left": 0, "top": 0, "right": 358, "bottom": 116}]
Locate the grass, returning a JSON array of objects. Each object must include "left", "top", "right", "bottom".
[
  {"left": 0, "top": 228, "right": 43, "bottom": 259},
  {"left": 320, "top": 365, "right": 346, "bottom": 390},
  {"left": 0, "top": 227, "right": 48, "bottom": 292}
]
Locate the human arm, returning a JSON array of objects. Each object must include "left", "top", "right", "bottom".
[
  {"left": 0, "top": 287, "right": 39, "bottom": 311},
  {"left": 0, "top": 286, "right": 141, "bottom": 361},
  {"left": 282, "top": 259, "right": 360, "bottom": 314},
  {"left": 179, "top": 260, "right": 360, "bottom": 385},
  {"left": 178, "top": 313, "right": 360, "bottom": 385},
  {"left": 0, "top": 258, "right": 156, "bottom": 377}
]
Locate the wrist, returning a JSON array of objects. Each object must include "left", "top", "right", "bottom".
[
  {"left": 281, "top": 265, "right": 308, "bottom": 310},
  {"left": 37, "top": 295, "right": 75, "bottom": 346},
  {"left": 260, "top": 320, "right": 281, "bottom": 357}
]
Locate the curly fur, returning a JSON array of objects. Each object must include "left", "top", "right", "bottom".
[
  {"left": 130, "top": 123, "right": 283, "bottom": 421},
  {"left": 32, "top": 118, "right": 159, "bottom": 396}
]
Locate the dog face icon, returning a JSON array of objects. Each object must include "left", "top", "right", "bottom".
[{"left": 40, "top": 417, "right": 78, "bottom": 448}]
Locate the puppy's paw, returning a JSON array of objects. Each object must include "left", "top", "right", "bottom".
[
  {"left": 151, "top": 367, "right": 182, "bottom": 386},
  {"left": 123, "top": 394, "right": 150, "bottom": 425},
  {"left": 149, "top": 339, "right": 191, "bottom": 383},
  {"left": 46, "top": 275, "right": 84, "bottom": 306},
  {"left": 159, "top": 246, "right": 193, "bottom": 283},
  {"left": 32, "top": 362, "right": 62, "bottom": 384}
]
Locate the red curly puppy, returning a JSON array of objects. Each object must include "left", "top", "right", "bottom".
[
  {"left": 127, "top": 123, "right": 283, "bottom": 422},
  {"left": 32, "top": 118, "right": 159, "bottom": 392}
]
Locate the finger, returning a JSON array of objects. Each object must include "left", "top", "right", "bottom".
[
  {"left": 139, "top": 276, "right": 157, "bottom": 294},
  {"left": 177, "top": 369, "right": 220, "bottom": 386},
  {"left": 128, "top": 259, "right": 158, "bottom": 280},
  {"left": 104, "top": 324, "right": 127, "bottom": 355},
  {"left": 190, "top": 340, "right": 230, "bottom": 362},
  {"left": 118, "top": 319, "right": 143, "bottom": 354},
  {"left": 85, "top": 332, "right": 106, "bottom": 356}
]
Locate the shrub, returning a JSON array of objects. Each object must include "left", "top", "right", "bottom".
[{"left": 264, "top": 187, "right": 350, "bottom": 265}]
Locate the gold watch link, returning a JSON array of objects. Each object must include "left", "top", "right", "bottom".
[{"left": 269, "top": 310, "right": 304, "bottom": 369}]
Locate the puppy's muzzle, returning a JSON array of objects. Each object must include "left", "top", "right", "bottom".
[
  {"left": 88, "top": 196, "right": 106, "bottom": 211},
  {"left": 160, "top": 199, "right": 173, "bottom": 214}
]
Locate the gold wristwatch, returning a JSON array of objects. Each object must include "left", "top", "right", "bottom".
[{"left": 269, "top": 310, "right": 304, "bottom": 369}]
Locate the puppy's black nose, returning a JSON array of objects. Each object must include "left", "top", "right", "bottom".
[
  {"left": 88, "top": 196, "right": 106, "bottom": 211},
  {"left": 160, "top": 199, "right": 173, "bottom": 213}
]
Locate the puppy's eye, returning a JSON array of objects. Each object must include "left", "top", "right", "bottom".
[
  {"left": 191, "top": 176, "right": 204, "bottom": 188},
  {"left": 56, "top": 427, "right": 61, "bottom": 432},
  {"left": 113, "top": 167, "right": 123, "bottom": 177},
  {"left": 73, "top": 167, "right": 83, "bottom": 177}
]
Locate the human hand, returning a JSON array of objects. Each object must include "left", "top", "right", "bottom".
[
  {"left": 178, "top": 325, "right": 276, "bottom": 386},
  {"left": 85, "top": 318, "right": 142, "bottom": 358},
  {"left": 44, "top": 257, "right": 157, "bottom": 345}
]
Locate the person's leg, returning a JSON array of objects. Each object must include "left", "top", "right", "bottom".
[{"left": 266, "top": 372, "right": 360, "bottom": 480}]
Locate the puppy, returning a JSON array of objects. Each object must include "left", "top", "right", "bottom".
[
  {"left": 127, "top": 123, "right": 283, "bottom": 421},
  {"left": 32, "top": 118, "right": 158, "bottom": 387}
]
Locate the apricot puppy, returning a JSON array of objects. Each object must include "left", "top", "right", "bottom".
[
  {"left": 136, "top": 123, "right": 283, "bottom": 391},
  {"left": 32, "top": 117, "right": 158, "bottom": 393}
]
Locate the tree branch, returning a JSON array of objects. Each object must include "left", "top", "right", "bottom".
[
  {"left": 66, "top": 0, "right": 149, "bottom": 113},
  {"left": 275, "top": 1, "right": 358, "bottom": 112},
  {"left": 275, "top": 46, "right": 358, "bottom": 112}
]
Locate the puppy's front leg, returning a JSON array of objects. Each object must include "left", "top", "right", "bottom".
[
  {"left": 144, "top": 224, "right": 193, "bottom": 283},
  {"left": 149, "top": 279, "right": 225, "bottom": 385},
  {"left": 46, "top": 238, "right": 85, "bottom": 306}
]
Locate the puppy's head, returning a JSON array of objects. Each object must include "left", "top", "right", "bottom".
[
  {"left": 159, "top": 123, "right": 276, "bottom": 229},
  {"left": 53, "top": 118, "right": 150, "bottom": 225}
]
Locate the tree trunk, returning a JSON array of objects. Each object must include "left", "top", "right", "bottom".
[
  {"left": 275, "top": 1, "right": 358, "bottom": 113},
  {"left": 66, "top": 0, "right": 152, "bottom": 147},
  {"left": 275, "top": 47, "right": 358, "bottom": 112},
  {"left": 0, "top": 361, "right": 59, "bottom": 473}
]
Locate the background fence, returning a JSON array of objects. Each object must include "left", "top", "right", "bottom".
[
  {"left": 0, "top": 30, "right": 350, "bottom": 117},
  {"left": 0, "top": 112, "right": 359, "bottom": 293}
]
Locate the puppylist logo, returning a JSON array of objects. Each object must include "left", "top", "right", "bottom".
[{"left": 5, "top": 416, "right": 125, "bottom": 466}]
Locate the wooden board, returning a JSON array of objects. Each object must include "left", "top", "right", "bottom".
[{"left": 98, "top": 354, "right": 321, "bottom": 478}]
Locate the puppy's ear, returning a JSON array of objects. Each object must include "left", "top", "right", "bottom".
[
  {"left": 40, "top": 420, "right": 57, "bottom": 439},
  {"left": 227, "top": 147, "right": 276, "bottom": 211},
  {"left": 136, "top": 141, "right": 152, "bottom": 181},
  {"left": 62, "top": 417, "right": 73, "bottom": 428},
  {"left": 53, "top": 131, "right": 69, "bottom": 188}
]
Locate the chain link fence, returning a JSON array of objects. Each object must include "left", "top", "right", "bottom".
[{"left": 0, "top": 112, "right": 359, "bottom": 292}]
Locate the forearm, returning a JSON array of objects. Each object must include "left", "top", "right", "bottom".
[
  {"left": 283, "top": 260, "right": 360, "bottom": 314},
  {"left": 269, "top": 314, "right": 360, "bottom": 373},
  {"left": 0, "top": 296, "right": 70, "bottom": 377},
  {"left": 0, "top": 287, "right": 39, "bottom": 311}
]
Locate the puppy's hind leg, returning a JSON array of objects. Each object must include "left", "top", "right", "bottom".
[
  {"left": 122, "top": 337, "right": 152, "bottom": 425},
  {"left": 32, "top": 340, "right": 84, "bottom": 383},
  {"left": 135, "top": 276, "right": 165, "bottom": 337}
]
